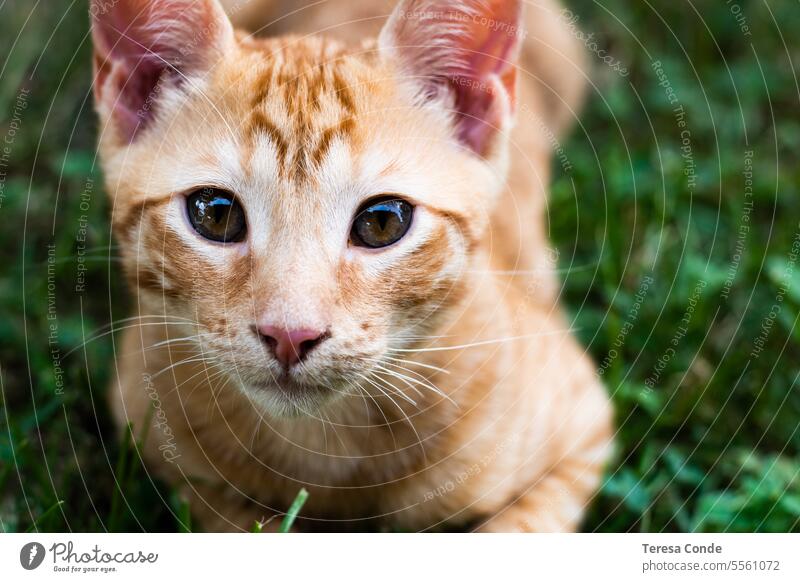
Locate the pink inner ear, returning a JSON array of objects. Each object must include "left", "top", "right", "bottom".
[
  {"left": 383, "top": 0, "right": 522, "bottom": 156},
  {"left": 90, "top": 0, "right": 230, "bottom": 141},
  {"left": 452, "top": 23, "right": 519, "bottom": 155},
  {"left": 93, "top": 49, "right": 167, "bottom": 140}
]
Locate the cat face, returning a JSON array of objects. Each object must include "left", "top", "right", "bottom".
[{"left": 91, "top": 0, "right": 522, "bottom": 415}]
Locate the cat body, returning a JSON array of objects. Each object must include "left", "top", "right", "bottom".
[{"left": 92, "top": 0, "right": 613, "bottom": 531}]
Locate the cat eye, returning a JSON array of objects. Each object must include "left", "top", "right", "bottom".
[
  {"left": 350, "top": 197, "right": 414, "bottom": 249},
  {"left": 186, "top": 188, "right": 247, "bottom": 243}
]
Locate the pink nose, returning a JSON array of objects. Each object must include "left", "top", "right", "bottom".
[{"left": 254, "top": 325, "right": 329, "bottom": 368}]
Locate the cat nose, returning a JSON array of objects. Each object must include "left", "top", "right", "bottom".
[{"left": 254, "top": 324, "right": 329, "bottom": 368}]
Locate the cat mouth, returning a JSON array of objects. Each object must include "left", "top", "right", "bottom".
[
  {"left": 258, "top": 372, "right": 309, "bottom": 391},
  {"left": 245, "top": 373, "right": 339, "bottom": 417},
  {"left": 239, "top": 357, "right": 361, "bottom": 414},
  {"left": 252, "top": 372, "right": 329, "bottom": 397}
]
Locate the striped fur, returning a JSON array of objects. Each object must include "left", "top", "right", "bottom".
[{"left": 94, "top": 0, "right": 613, "bottom": 532}]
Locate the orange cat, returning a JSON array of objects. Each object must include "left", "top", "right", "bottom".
[{"left": 91, "top": 0, "right": 613, "bottom": 531}]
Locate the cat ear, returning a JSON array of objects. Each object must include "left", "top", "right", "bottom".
[
  {"left": 90, "top": 0, "right": 234, "bottom": 142},
  {"left": 379, "top": 0, "right": 522, "bottom": 157}
]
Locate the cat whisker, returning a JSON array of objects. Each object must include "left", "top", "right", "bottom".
[
  {"left": 389, "top": 333, "right": 455, "bottom": 342},
  {"left": 357, "top": 372, "right": 427, "bottom": 461},
  {"left": 356, "top": 372, "right": 417, "bottom": 408},
  {"left": 150, "top": 333, "right": 212, "bottom": 350},
  {"left": 151, "top": 354, "right": 217, "bottom": 381},
  {"left": 205, "top": 372, "right": 234, "bottom": 424},
  {"left": 377, "top": 355, "right": 451, "bottom": 375},
  {"left": 142, "top": 330, "right": 226, "bottom": 357},
  {"left": 163, "top": 359, "right": 227, "bottom": 399},
  {"left": 387, "top": 329, "right": 576, "bottom": 353},
  {"left": 373, "top": 359, "right": 451, "bottom": 390},
  {"left": 320, "top": 405, "right": 349, "bottom": 453},
  {"left": 372, "top": 367, "right": 424, "bottom": 399},
  {"left": 81, "top": 314, "right": 199, "bottom": 336},
  {"left": 141, "top": 342, "right": 199, "bottom": 355},
  {"left": 370, "top": 362, "right": 456, "bottom": 406},
  {"left": 63, "top": 318, "right": 199, "bottom": 358},
  {"left": 465, "top": 263, "right": 596, "bottom": 275},
  {"left": 346, "top": 378, "right": 398, "bottom": 447},
  {"left": 249, "top": 411, "right": 266, "bottom": 453}
]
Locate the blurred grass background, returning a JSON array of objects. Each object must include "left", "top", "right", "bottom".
[{"left": 1, "top": 0, "right": 799, "bottom": 532}]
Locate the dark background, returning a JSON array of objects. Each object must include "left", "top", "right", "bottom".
[{"left": 0, "top": 0, "right": 798, "bottom": 532}]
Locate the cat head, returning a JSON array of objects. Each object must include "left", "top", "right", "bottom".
[{"left": 91, "top": 0, "right": 523, "bottom": 416}]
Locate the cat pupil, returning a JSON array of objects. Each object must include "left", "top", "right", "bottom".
[
  {"left": 186, "top": 189, "right": 246, "bottom": 243},
  {"left": 212, "top": 201, "right": 227, "bottom": 222}
]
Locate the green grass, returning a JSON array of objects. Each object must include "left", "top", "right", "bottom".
[{"left": 1, "top": 0, "right": 799, "bottom": 532}]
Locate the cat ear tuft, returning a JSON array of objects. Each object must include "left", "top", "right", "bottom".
[
  {"left": 90, "top": 0, "right": 234, "bottom": 142},
  {"left": 379, "top": 0, "right": 523, "bottom": 157}
]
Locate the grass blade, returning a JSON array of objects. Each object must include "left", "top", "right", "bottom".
[
  {"left": 278, "top": 488, "right": 309, "bottom": 533},
  {"left": 108, "top": 423, "right": 133, "bottom": 532},
  {"left": 26, "top": 500, "right": 65, "bottom": 533}
]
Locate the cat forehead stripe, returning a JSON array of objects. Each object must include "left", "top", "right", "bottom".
[{"left": 246, "top": 44, "right": 359, "bottom": 182}]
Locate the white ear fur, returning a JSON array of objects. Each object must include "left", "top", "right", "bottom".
[
  {"left": 379, "top": 1, "right": 485, "bottom": 87},
  {"left": 90, "top": 0, "right": 234, "bottom": 141},
  {"left": 379, "top": 0, "right": 523, "bottom": 156}
]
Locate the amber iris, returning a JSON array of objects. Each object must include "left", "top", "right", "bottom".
[
  {"left": 186, "top": 188, "right": 247, "bottom": 243},
  {"left": 351, "top": 198, "right": 413, "bottom": 249}
]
